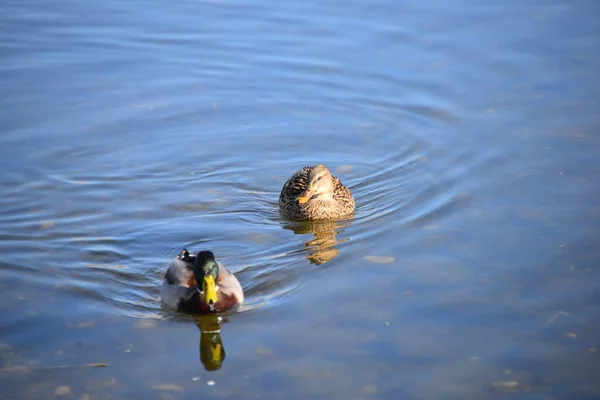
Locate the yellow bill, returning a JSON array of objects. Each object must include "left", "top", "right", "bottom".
[
  {"left": 297, "top": 185, "right": 314, "bottom": 204},
  {"left": 202, "top": 275, "right": 218, "bottom": 306}
]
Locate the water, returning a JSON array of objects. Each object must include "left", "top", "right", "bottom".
[{"left": 1, "top": 0, "right": 599, "bottom": 398}]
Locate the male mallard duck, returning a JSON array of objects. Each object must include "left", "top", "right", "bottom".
[
  {"left": 160, "top": 249, "right": 244, "bottom": 314},
  {"left": 278, "top": 164, "right": 355, "bottom": 221}
]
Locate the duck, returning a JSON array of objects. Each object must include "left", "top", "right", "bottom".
[
  {"left": 160, "top": 249, "right": 244, "bottom": 314},
  {"left": 278, "top": 164, "right": 355, "bottom": 221}
]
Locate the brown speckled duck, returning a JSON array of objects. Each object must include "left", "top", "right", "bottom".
[
  {"left": 278, "top": 164, "right": 355, "bottom": 221},
  {"left": 160, "top": 250, "right": 244, "bottom": 314}
]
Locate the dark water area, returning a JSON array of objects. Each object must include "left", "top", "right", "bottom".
[{"left": 1, "top": 0, "right": 599, "bottom": 399}]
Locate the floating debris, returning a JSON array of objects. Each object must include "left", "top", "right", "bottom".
[
  {"left": 207, "top": 380, "right": 215, "bottom": 386},
  {"left": 364, "top": 255, "right": 394, "bottom": 264},
  {"left": 54, "top": 386, "right": 72, "bottom": 396},
  {"left": 0, "top": 365, "right": 30, "bottom": 373},
  {"left": 68, "top": 320, "right": 97, "bottom": 329},
  {"left": 255, "top": 347, "right": 273, "bottom": 356},
  {"left": 566, "top": 332, "right": 577, "bottom": 338},
  {"left": 153, "top": 384, "right": 184, "bottom": 392},
  {"left": 492, "top": 381, "right": 518, "bottom": 388},
  {"left": 1, "top": 363, "right": 106, "bottom": 372},
  {"left": 40, "top": 220, "right": 55, "bottom": 230},
  {"left": 135, "top": 320, "right": 157, "bottom": 329},
  {"left": 545, "top": 311, "right": 570, "bottom": 325},
  {"left": 191, "top": 377, "right": 201, "bottom": 381}
]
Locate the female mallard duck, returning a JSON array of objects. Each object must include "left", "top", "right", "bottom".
[
  {"left": 278, "top": 164, "right": 355, "bottom": 221},
  {"left": 160, "top": 249, "right": 244, "bottom": 314}
]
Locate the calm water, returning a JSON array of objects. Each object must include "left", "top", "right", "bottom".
[{"left": 1, "top": 0, "right": 599, "bottom": 398}]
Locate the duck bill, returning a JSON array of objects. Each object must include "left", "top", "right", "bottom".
[
  {"left": 202, "top": 275, "right": 218, "bottom": 306},
  {"left": 297, "top": 187, "right": 314, "bottom": 204}
]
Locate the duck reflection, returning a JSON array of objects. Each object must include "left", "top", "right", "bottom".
[
  {"left": 282, "top": 220, "right": 351, "bottom": 265},
  {"left": 195, "top": 315, "right": 227, "bottom": 371}
]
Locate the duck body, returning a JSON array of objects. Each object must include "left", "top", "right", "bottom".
[
  {"left": 160, "top": 249, "right": 244, "bottom": 314},
  {"left": 279, "top": 165, "right": 355, "bottom": 221}
]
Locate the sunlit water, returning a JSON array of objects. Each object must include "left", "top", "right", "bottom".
[{"left": 1, "top": 0, "right": 599, "bottom": 399}]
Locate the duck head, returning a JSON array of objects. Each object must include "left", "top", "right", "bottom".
[
  {"left": 193, "top": 251, "right": 219, "bottom": 311},
  {"left": 297, "top": 165, "right": 335, "bottom": 204}
]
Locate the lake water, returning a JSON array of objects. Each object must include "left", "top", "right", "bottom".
[{"left": 1, "top": 0, "right": 599, "bottom": 399}]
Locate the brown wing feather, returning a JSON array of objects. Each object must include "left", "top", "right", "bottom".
[
  {"left": 332, "top": 176, "right": 355, "bottom": 210},
  {"left": 279, "top": 166, "right": 311, "bottom": 204}
]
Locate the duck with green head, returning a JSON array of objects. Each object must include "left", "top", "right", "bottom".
[
  {"left": 279, "top": 164, "right": 355, "bottom": 221},
  {"left": 160, "top": 249, "right": 244, "bottom": 314}
]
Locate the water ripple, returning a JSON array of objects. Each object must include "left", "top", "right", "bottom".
[{"left": 0, "top": 0, "right": 486, "bottom": 322}]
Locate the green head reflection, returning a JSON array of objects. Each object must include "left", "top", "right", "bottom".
[{"left": 196, "top": 315, "right": 226, "bottom": 371}]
